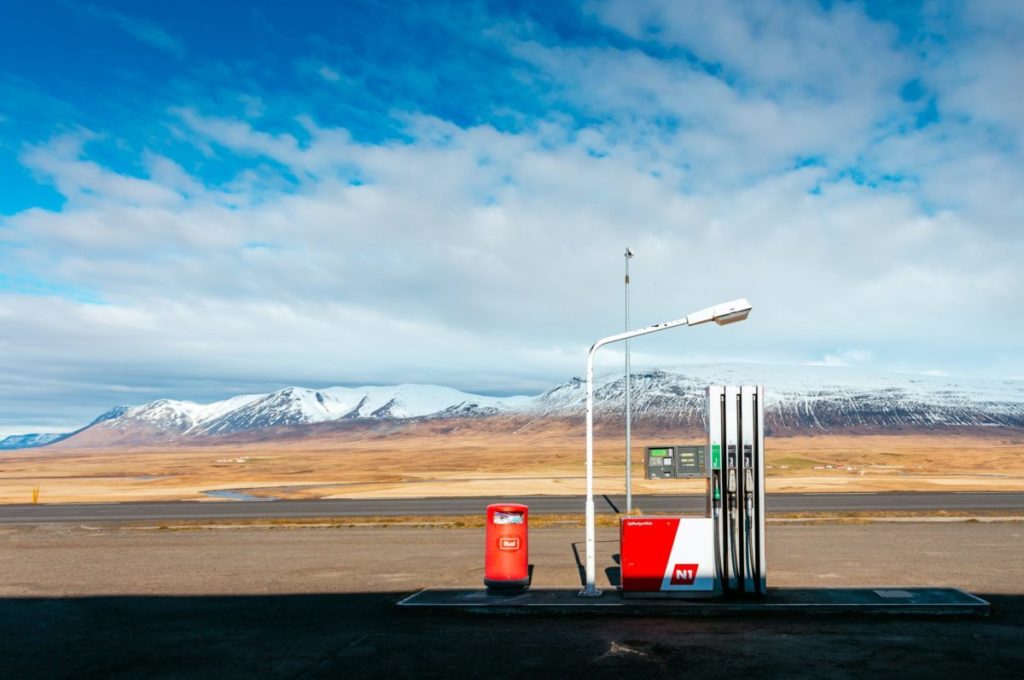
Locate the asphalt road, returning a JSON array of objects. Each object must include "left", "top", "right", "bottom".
[{"left": 1, "top": 491, "right": 1022, "bottom": 523}]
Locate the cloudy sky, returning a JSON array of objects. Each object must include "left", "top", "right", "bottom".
[{"left": 1, "top": 0, "right": 1022, "bottom": 434}]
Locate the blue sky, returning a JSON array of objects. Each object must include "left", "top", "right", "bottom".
[{"left": 1, "top": 0, "right": 1022, "bottom": 433}]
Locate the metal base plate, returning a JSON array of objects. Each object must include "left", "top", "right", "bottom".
[{"left": 397, "top": 587, "right": 989, "bottom": 617}]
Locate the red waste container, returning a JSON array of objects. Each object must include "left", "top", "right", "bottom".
[{"left": 484, "top": 503, "right": 529, "bottom": 591}]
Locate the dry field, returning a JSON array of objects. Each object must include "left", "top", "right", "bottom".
[{"left": 1, "top": 419, "right": 1023, "bottom": 503}]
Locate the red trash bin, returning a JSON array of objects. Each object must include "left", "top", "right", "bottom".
[{"left": 484, "top": 503, "right": 529, "bottom": 591}]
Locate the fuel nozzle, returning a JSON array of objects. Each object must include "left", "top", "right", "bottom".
[
  {"left": 727, "top": 469, "right": 738, "bottom": 512},
  {"left": 711, "top": 471, "right": 722, "bottom": 518}
]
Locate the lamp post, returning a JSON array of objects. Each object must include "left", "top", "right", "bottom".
[
  {"left": 624, "top": 247, "right": 634, "bottom": 514},
  {"left": 578, "top": 298, "right": 752, "bottom": 597}
]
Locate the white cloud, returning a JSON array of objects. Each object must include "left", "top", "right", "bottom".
[
  {"left": 293, "top": 59, "right": 347, "bottom": 86},
  {"left": 319, "top": 65, "right": 341, "bottom": 82},
  {"left": 21, "top": 133, "right": 183, "bottom": 207},
  {"left": 2, "top": 0, "right": 1023, "bottom": 430},
  {"left": 505, "top": 41, "right": 911, "bottom": 193},
  {"left": 84, "top": 5, "right": 185, "bottom": 59},
  {"left": 591, "top": 0, "right": 909, "bottom": 96},
  {"left": 5, "top": 111, "right": 1020, "bottom": 390},
  {"left": 933, "top": 0, "right": 1024, "bottom": 146}
]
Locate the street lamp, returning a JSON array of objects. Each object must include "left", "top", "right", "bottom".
[
  {"left": 623, "top": 247, "right": 634, "bottom": 514},
  {"left": 578, "top": 297, "right": 753, "bottom": 597}
]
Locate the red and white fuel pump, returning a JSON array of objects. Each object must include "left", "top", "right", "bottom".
[
  {"left": 618, "top": 385, "right": 767, "bottom": 598},
  {"left": 576, "top": 297, "right": 763, "bottom": 599}
]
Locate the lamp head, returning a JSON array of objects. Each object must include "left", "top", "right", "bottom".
[
  {"left": 685, "top": 298, "right": 753, "bottom": 326},
  {"left": 624, "top": 247, "right": 634, "bottom": 258},
  {"left": 713, "top": 300, "right": 752, "bottom": 325}
]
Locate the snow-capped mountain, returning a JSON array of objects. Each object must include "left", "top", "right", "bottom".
[
  {"left": 6, "top": 365, "right": 1024, "bottom": 449},
  {"left": 0, "top": 405, "right": 128, "bottom": 450},
  {"left": 104, "top": 394, "right": 265, "bottom": 435},
  {"left": 530, "top": 364, "right": 1024, "bottom": 431},
  {"left": 193, "top": 384, "right": 529, "bottom": 435},
  {"left": 65, "top": 383, "right": 530, "bottom": 444},
  {"left": 0, "top": 432, "right": 68, "bottom": 450}
]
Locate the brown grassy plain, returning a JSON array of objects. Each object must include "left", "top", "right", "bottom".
[{"left": 2, "top": 417, "right": 1023, "bottom": 503}]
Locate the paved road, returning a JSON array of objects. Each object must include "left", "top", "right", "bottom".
[{"left": 0, "top": 491, "right": 1021, "bottom": 524}]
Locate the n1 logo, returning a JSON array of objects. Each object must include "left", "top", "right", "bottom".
[{"left": 670, "top": 563, "right": 699, "bottom": 586}]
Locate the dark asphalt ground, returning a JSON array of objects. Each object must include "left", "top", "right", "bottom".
[
  {"left": 2, "top": 491, "right": 1022, "bottom": 523},
  {"left": 3, "top": 591, "right": 1020, "bottom": 679}
]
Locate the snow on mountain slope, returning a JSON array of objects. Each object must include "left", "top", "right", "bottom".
[
  {"left": 189, "top": 394, "right": 266, "bottom": 424},
  {"left": 195, "top": 387, "right": 354, "bottom": 435},
  {"left": 529, "top": 364, "right": 1024, "bottom": 430},
  {"left": 0, "top": 432, "right": 67, "bottom": 450},
  {"left": 326, "top": 384, "right": 530, "bottom": 419},
  {"left": 85, "top": 365, "right": 1024, "bottom": 438},
  {"left": 176, "top": 384, "right": 529, "bottom": 436},
  {"left": 97, "top": 394, "right": 264, "bottom": 435},
  {"left": 0, "top": 406, "right": 129, "bottom": 450},
  {"left": 10, "top": 364, "right": 1024, "bottom": 449}
]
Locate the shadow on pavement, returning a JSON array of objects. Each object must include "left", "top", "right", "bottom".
[
  {"left": 571, "top": 539, "right": 618, "bottom": 588},
  {"left": 1, "top": 592, "right": 1022, "bottom": 679}
]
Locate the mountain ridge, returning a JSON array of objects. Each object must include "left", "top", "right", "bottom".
[{"left": 5, "top": 364, "right": 1024, "bottom": 449}]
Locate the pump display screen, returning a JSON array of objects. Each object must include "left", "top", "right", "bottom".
[
  {"left": 645, "top": 445, "right": 705, "bottom": 479},
  {"left": 677, "top": 448, "right": 703, "bottom": 475}
]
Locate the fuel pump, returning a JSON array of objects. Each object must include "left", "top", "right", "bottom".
[
  {"left": 740, "top": 385, "right": 766, "bottom": 594},
  {"left": 708, "top": 384, "right": 766, "bottom": 596},
  {"left": 620, "top": 384, "right": 766, "bottom": 598}
]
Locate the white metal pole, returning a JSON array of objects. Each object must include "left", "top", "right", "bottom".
[
  {"left": 581, "top": 316, "right": 688, "bottom": 597},
  {"left": 581, "top": 346, "right": 600, "bottom": 596},
  {"left": 578, "top": 298, "right": 752, "bottom": 597},
  {"left": 624, "top": 249, "right": 632, "bottom": 514}
]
